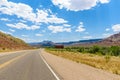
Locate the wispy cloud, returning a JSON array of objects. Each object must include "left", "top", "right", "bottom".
[
  {"left": 103, "top": 33, "right": 111, "bottom": 37},
  {"left": 22, "top": 35, "right": 29, "bottom": 37},
  {"left": 0, "top": 18, "right": 9, "bottom": 21},
  {"left": 112, "top": 24, "right": 120, "bottom": 32},
  {"left": 35, "top": 34, "right": 43, "bottom": 37},
  {"left": 6, "top": 23, "right": 40, "bottom": 30},
  {"left": 9, "top": 29, "right": 15, "bottom": 32},
  {"left": 0, "top": 30, "right": 12, "bottom": 35},
  {"left": 76, "top": 22, "right": 86, "bottom": 32},
  {"left": 105, "top": 28, "right": 110, "bottom": 31},
  {"left": 48, "top": 25, "right": 71, "bottom": 33},
  {"left": 83, "top": 36, "right": 92, "bottom": 39}
]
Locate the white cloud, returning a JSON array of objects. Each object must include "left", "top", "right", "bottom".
[
  {"left": 46, "top": 15, "right": 67, "bottom": 24},
  {"left": 0, "top": 18, "right": 9, "bottom": 21},
  {"left": 48, "top": 25, "right": 71, "bottom": 33},
  {"left": 0, "top": 1, "right": 36, "bottom": 22},
  {"left": 20, "top": 37, "right": 31, "bottom": 42},
  {"left": 22, "top": 35, "right": 29, "bottom": 37},
  {"left": 9, "top": 29, "right": 15, "bottom": 32},
  {"left": 99, "top": 0, "right": 110, "bottom": 3},
  {"left": 42, "top": 30, "right": 46, "bottom": 33},
  {"left": 52, "top": 0, "right": 110, "bottom": 11},
  {"left": 20, "top": 20, "right": 27, "bottom": 23},
  {"left": 112, "top": 24, "right": 120, "bottom": 32},
  {"left": 103, "top": 33, "right": 111, "bottom": 37},
  {"left": 76, "top": 27, "right": 85, "bottom": 32},
  {"left": 6, "top": 22, "right": 40, "bottom": 30},
  {"left": 35, "top": 9, "right": 49, "bottom": 23},
  {"left": 83, "top": 36, "right": 92, "bottom": 39},
  {"left": 0, "top": 30, "right": 12, "bottom": 34},
  {"left": 85, "top": 32, "right": 89, "bottom": 34},
  {"left": 35, "top": 34, "right": 43, "bottom": 37},
  {"left": 105, "top": 28, "right": 110, "bottom": 31},
  {"left": 76, "top": 22, "right": 86, "bottom": 32},
  {"left": 30, "top": 25, "right": 40, "bottom": 30},
  {"left": 36, "top": 10, "right": 67, "bottom": 24},
  {"left": 0, "top": 0, "right": 67, "bottom": 24},
  {"left": 63, "top": 24, "right": 71, "bottom": 27}
]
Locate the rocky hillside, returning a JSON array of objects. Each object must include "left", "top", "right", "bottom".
[
  {"left": 68, "top": 32, "right": 120, "bottom": 47},
  {"left": 0, "top": 31, "right": 32, "bottom": 51},
  {"left": 98, "top": 32, "right": 120, "bottom": 46}
]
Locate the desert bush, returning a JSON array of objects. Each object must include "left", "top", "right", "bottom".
[
  {"left": 49, "top": 45, "right": 120, "bottom": 56},
  {"left": 99, "top": 47, "right": 109, "bottom": 55},
  {"left": 86, "top": 46, "right": 100, "bottom": 54},
  {"left": 105, "top": 55, "right": 111, "bottom": 63},
  {"left": 77, "top": 47, "right": 84, "bottom": 52},
  {"left": 2, "top": 48, "right": 6, "bottom": 50},
  {"left": 110, "top": 46, "right": 120, "bottom": 56}
]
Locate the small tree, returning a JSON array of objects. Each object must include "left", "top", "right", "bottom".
[
  {"left": 77, "top": 47, "right": 84, "bottom": 52},
  {"left": 110, "top": 46, "right": 120, "bottom": 56},
  {"left": 88, "top": 46, "right": 100, "bottom": 54}
]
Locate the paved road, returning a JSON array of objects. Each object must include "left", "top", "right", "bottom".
[{"left": 0, "top": 50, "right": 59, "bottom": 80}]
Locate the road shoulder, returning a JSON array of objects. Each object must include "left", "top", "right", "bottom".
[{"left": 41, "top": 49, "right": 120, "bottom": 80}]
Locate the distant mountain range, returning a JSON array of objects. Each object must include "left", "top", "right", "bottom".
[
  {"left": 0, "top": 31, "right": 31, "bottom": 50},
  {"left": 56, "top": 39, "right": 102, "bottom": 45},
  {"left": 29, "top": 39, "right": 103, "bottom": 47},
  {"left": 30, "top": 32, "right": 120, "bottom": 47},
  {"left": 29, "top": 41, "right": 55, "bottom": 47}
]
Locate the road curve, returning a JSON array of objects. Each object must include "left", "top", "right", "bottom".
[{"left": 0, "top": 50, "right": 59, "bottom": 80}]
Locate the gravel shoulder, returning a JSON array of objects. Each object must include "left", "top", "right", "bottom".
[{"left": 41, "top": 49, "right": 120, "bottom": 80}]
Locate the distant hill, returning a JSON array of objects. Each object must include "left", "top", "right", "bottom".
[
  {"left": 69, "top": 32, "right": 120, "bottom": 47},
  {"left": 96, "top": 32, "right": 120, "bottom": 46},
  {"left": 29, "top": 39, "right": 102, "bottom": 47},
  {"left": 57, "top": 39, "right": 102, "bottom": 45},
  {"left": 29, "top": 41, "right": 55, "bottom": 47},
  {"left": 0, "top": 31, "right": 32, "bottom": 51}
]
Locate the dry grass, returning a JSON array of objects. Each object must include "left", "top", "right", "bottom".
[{"left": 46, "top": 49, "right": 120, "bottom": 75}]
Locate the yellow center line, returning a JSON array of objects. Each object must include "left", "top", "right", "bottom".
[{"left": 0, "top": 53, "right": 28, "bottom": 69}]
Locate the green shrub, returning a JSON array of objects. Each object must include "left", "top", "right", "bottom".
[
  {"left": 48, "top": 46, "right": 120, "bottom": 56},
  {"left": 77, "top": 47, "right": 84, "bottom": 52},
  {"left": 99, "top": 47, "right": 110, "bottom": 55},
  {"left": 87, "top": 46, "right": 100, "bottom": 54},
  {"left": 110, "top": 46, "right": 120, "bottom": 56}
]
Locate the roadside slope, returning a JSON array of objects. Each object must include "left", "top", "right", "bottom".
[
  {"left": 0, "top": 31, "right": 31, "bottom": 51},
  {"left": 41, "top": 49, "right": 120, "bottom": 80}
]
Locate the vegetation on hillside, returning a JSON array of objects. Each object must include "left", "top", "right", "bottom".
[{"left": 0, "top": 31, "right": 32, "bottom": 51}]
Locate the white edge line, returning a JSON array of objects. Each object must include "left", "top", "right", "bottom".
[{"left": 39, "top": 53, "right": 61, "bottom": 80}]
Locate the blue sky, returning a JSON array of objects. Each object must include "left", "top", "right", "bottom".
[{"left": 0, "top": 0, "right": 120, "bottom": 42}]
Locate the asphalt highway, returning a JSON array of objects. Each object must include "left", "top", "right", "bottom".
[{"left": 0, "top": 50, "right": 59, "bottom": 80}]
